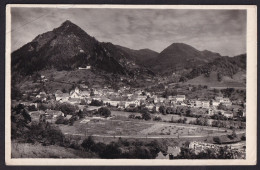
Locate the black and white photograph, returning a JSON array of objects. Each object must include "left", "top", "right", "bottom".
[{"left": 5, "top": 5, "right": 257, "bottom": 165}]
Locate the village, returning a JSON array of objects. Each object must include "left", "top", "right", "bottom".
[{"left": 17, "top": 77, "right": 246, "bottom": 123}]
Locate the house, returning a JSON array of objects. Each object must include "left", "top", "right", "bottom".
[
  {"left": 118, "top": 101, "right": 126, "bottom": 109},
  {"left": 68, "top": 98, "right": 81, "bottom": 105},
  {"left": 46, "top": 110, "right": 64, "bottom": 118},
  {"left": 189, "top": 100, "right": 196, "bottom": 107},
  {"left": 70, "top": 91, "right": 81, "bottom": 99},
  {"left": 78, "top": 65, "right": 91, "bottom": 70},
  {"left": 136, "top": 95, "right": 147, "bottom": 101},
  {"left": 146, "top": 104, "right": 155, "bottom": 111},
  {"left": 195, "top": 101, "right": 202, "bottom": 107},
  {"left": 223, "top": 111, "right": 233, "bottom": 118},
  {"left": 168, "top": 96, "right": 175, "bottom": 100},
  {"left": 201, "top": 101, "right": 210, "bottom": 108},
  {"left": 108, "top": 100, "right": 121, "bottom": 107},
  {"left": 157, "top": 97, "right": 166, "bottom": 103},
  {"left": 81, "top": 91, "right": 90, "bottom": 97},
  {"left": 55, "top": 90, "right": 63, "bottom": 96},
  {"left": 65, "top": 115, "right": 73, "bottom": 120},
  {"left": 215, "top": 96, "right": 224, "bottom": 101},
  {"left": 176, "top": 95, "right": 185, "bottom": 102},
  {"left": 55, "top": 93, "right": 70, "bottom": 102},
  {"left": 86, "top": 106, "right": 101, "bottom": 114},
  {"left": 147, "top": 98, "right": 154, "bottom": 103},
  {"left": 212, "top": 101, "right": 220, "bottom": 107},
  {"left": 207, "top": 108, "right": 214, "bottom": 115}
]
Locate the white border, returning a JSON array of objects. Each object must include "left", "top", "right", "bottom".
[{"left": 5, "top": 4, "right": 257, "bottom": 166}]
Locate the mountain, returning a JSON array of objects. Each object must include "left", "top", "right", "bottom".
[
  {"left": 11, "top": 20, "right": 152, "bottom": 77},
  {"left": 182, "top": 54, "right": 246, "bottom": 86},
  {"left": 115, "top": 45, "right": 159, "bottom": 67},
  {"left": 147, "top": 43, "right": 222, "bottom": 73}
]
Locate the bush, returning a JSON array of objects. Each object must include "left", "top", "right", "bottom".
[
  {"left": 97, "top": 107, "right": 111, "bottom": 118},
  {"left": 58, "top": 103, "right": 77, "bottom": 116},
  {"left": 11, "top": 104, "right": 31, "bottom": 139},
  {"left": 128, "top": 114, "right": 135, "bottom": 119},
  {"left": 81, "top": 136, "right": 95, "bottom": 151},
  {"left": 153, "top": 116, "right": 162, "bottom": 121},
  {"left": 213, "top": 137, "right": 221, "bottom": 144},
  {"left": 27, "top": 122, "right": 65, "bottom": 146},
  {"left": 142, "top": 112, "right": 151, "bottom": 120},
  {"left": 159, "top": 106, "right": 166, "bottom": 114},
  {"left": 55, "top": 115, "right": 69, "bottom": 125},
  {"left": 90, "top": 99, "right": 103, "bottom": 106},
  {"left": 99, "top": 142, "right": 122, "bottom": 159},
  {"left": 241, "top": 135, "right": 246, "bottom": 141}
]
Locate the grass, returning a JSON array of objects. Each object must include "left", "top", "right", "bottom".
[
  {"left": 11, "top": 142, "right": 96, "bottom": 158},
  {"left": 59, "top": 117, "right": 152, "bottom": 137}
]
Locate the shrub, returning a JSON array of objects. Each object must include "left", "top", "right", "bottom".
[
  {"left": 55, "top": 115, "right": 69, "bottom": 125},
  {"left": 90, "top": 99, "right": 103, "bottom": 106},
  {"left": 142, "top": 112, "right": 151, "bottom": 120},
  {"left": 241, "top": 135, "right": 246, "bottom": 141},
  {"left": 97, "top": 107, "right": 111, "bottom": 118},
  {"left": 128, "top": 114, "right": 135, "bottom": 119},
  {"left": 153, "top": 116, "right": 162, "bottom": 121},
  {"left": 81, "top": 136, "right": 95, "bottom": 151},
  {"left": 213, "top": 136, "right": 221, "bottom": 144},
  {"left": 99, "top": 142, "right": 122, "bottom": 159}
]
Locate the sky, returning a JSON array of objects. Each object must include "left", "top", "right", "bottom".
[{"left": 11, "top": 7, "right": 246, "bottom": 56}]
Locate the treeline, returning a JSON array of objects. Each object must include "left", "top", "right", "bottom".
[{"left": 80, "top": 136, "right": 166, "bottom": 159}]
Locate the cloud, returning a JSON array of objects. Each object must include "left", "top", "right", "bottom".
[{"left": 11, "top": 7, "right": 246, "bottom": 56}]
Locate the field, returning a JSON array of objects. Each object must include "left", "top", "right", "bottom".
[{"left": 57, "top": 110, "right": 245, "bottom": 144}]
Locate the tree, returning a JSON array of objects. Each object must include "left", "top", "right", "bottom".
[
  {"left": 153, "top": 116, "right": 162, "bottom": 121},
  {"left": 217, "top": 72, "right": 223, "bottom": 82},
  {"left": 11, "top": 104, "right": 31, "bottom": 139},
  {"left": 90, "top": 89, "right": 95, "bottom": 96},
  {"left": 186, "top": 108, "right": 191, "bottom": 117},
  {"left": 81, "top": 136, "right": 95, "bottom": 151},
  {"left": 97, "top": 107, "right": 111, "bottom": 118},
  {"left": 58, "top": 103, "right": 77, "bottom": 116},
  {"left": 99, "top": 142, "right": 122, "bottom": 159},
  {"left": 159, "top": 106, "right": 166, "bottom": 114},
  {"left": 213, "top": 136, "right": 221, "bottom": 144},
  {"left": 128, "top": 114, "right": 135, "bottom": 119},
  {"left": 166, "top": 107, "right": 173, "bottom": 114},
  {"left": 142, "top": 112, "right": 151, "bottom": 120},
  {"left": 55, "top": 115, "right": 69, "bottom": 125},
  {"left": 241, "top": 134, "right": 246, "bottom": 141},
  {"left": 90, "top": 99, "right": 103, "bottom": 106},
  {"left": 62, "top": 88, "right": 67, "bottom": 93},
  {"left": 217, "top": 103, "right": 227, "bottom": 111}
]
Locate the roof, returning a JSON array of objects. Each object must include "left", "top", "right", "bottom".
[
  {"left": 46, "top": 110, "right": 64, "bottom": 115},
  {"left": 56, "top": 93, "right": 70, "bottom": 98},
  {"left": 65, "top": 115, "right": 73, "bottom": 119},
  {"left": 55, "top": 90, "right": 63, "bottom": 95},
  {"left": 176, "top": 95, "right": 185, "bottom": 98},
  {"left": 68, "top": 98, "right": 81, "bottom": 102}
]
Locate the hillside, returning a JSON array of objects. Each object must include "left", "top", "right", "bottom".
[
  {"left": 115, "top": 45, "right": 159, "bottom": 67},
  {"left": 148, "top": 43, "right": 221, "bottom": 73},
  {"left": 184, "top": 71, "right": 246, "bottom": 88},
  {"left": 184, "top": 54, "right": 246, "bottom": 79},
  {"left": 182, "top": 54, "right": 246, "bottom": 87},
  {"left": 11, "top": 20, "right": 152, "bottom": 77},
  {"left": 11, "top": 142, "right": 96, "bottom": 158}
]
